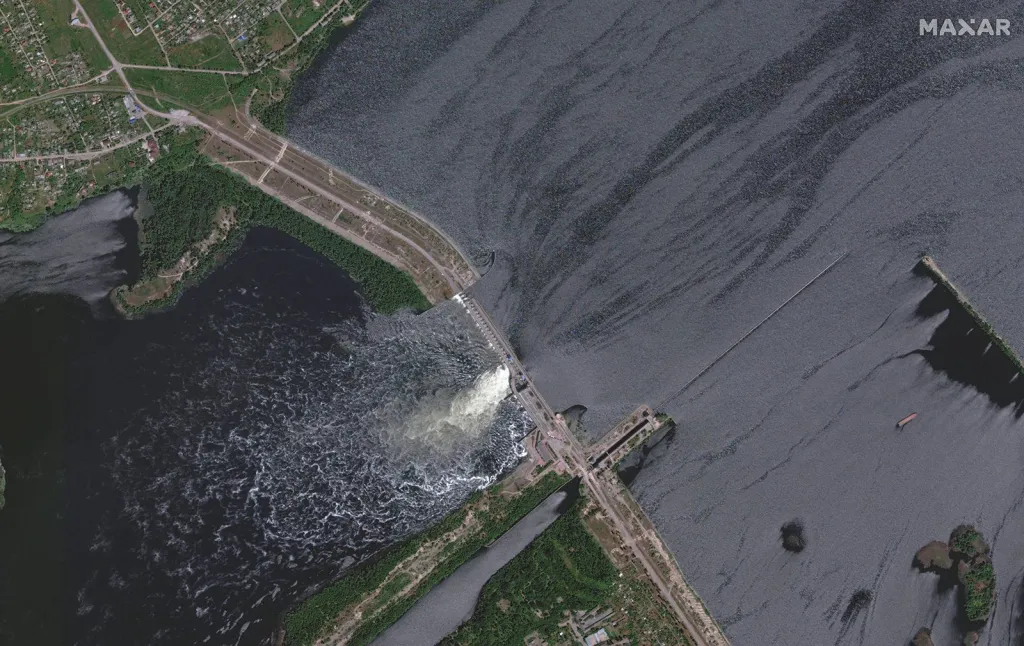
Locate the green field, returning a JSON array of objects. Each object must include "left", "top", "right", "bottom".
[
  {"left": 124, "top": 68, "right": 233, "bottom": 111},
  {"left": 166, "top": 35, "right": 243, "bottom": 71},
  {"left": 38, "top": 0, "right": 111, "bottom": 73},
  {"left": 0, "top": 46, "right": 19, "bottom": 84},
  {"left": 255, "top": 11, "right": 297, "bottom": 53},
  {"left": 281, "top": 0, "right": 333, "bottom": 35}
]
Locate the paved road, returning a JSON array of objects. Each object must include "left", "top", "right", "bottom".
[
  {"left": 74, "top": 1, "right": 132, "bottom": 95},
  {"left": 120, "top": 63, "right": 247, "bottom": 75}
]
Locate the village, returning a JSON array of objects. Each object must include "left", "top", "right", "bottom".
[
  {"left": 0, "top": 86, "right": 165, "bottom": 228},
  {"left": 102, "top": 0, "right": 351, "bottom": 70},
  {"left": 0, "top": 1, "right": 100, "bottom": 100}
]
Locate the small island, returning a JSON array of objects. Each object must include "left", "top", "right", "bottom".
[
  {"left": 911, "top": 627, "right": 933, "bottom": 646},
  {"left": 780, "top": 519, "right": 806, "bottom": 553},
  {"left": 913, "top": 525, "right": 995, "bottom": 643}
]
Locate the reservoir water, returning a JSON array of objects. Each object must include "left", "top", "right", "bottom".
[
  {"left": 0, "top": 198, "right": 528, "bottom": 645},
  {"left": 288, "top": 1, "right": 1024, "bottom": 642}
]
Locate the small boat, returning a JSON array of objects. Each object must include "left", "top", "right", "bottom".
[{"left": 896, "top": 413, "right": 918, "bottom": 428}]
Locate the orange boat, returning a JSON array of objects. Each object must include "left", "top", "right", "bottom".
[{"left": 896, "top": 412, "right": 918, "bottom": 428}]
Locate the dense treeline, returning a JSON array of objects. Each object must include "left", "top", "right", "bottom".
[
  {"left": 282, "top": 472, "right": 570, "bottom": 646},
  {"left": 439, "top": 497, "right": 618, "bottom": 646},
  {"left": 134, "top": 133, "right": 430, "bottom": 314},
  {"left": 142, "top": 152, "right": 224, "bottom": 274},
  {"left": 251, "top": 89, "right": 288, "bottom": 135}
]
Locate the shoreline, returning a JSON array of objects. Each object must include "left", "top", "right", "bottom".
[{"left": 110, "top": 136, "right": 432, "bottom": 318}]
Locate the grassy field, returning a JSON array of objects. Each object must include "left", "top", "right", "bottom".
[
  {"left": 124, "top": 68, "right": 233, "bottom": 111},
  {"left": 79, "top": 0, "right": 168, "bottom": 66},
  {"left": 255, "top": 11, "right": 297, "bottom": 53},
  {"left": 281, "top": 0, "right": 334, "bottom": 35},
  {"left": 166, "top": 35, "right": 243, "bottom": 71},
  {"left": 0, "top": 46, "right": 18, "bottom": 84}
]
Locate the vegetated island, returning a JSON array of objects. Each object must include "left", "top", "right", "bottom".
[{"left": 913, "top": 525, "right": 995, "bottom": 645}]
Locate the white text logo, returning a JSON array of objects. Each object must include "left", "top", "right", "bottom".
[{"left": 920, "top": 18, "right": 1010, "bottom": 36}]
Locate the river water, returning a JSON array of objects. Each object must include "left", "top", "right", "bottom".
[
  {"left": 0, "top": 198, "right": 529, "bottom": 645},
  {"left": 288, "top": 1, "right": 1024, "bottom": 643}
]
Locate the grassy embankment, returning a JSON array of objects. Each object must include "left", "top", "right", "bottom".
[
  {"left": 918, "top": 256, "right": 1024, "bottom": 376},
  {"left": 281, "top": 471, "right": 571, "bottom": 646},
  {"left": 113, "top": 129, "right": 428, "bottom": 315}
]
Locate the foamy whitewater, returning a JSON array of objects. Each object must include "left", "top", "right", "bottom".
[{"left": 61, "top": 230, "right": 530, "bottom": 645}]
